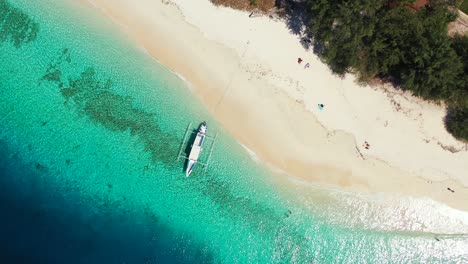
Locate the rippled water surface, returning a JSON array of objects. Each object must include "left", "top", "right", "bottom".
[{"left": 1, "top": 0, "right": 467, "bottom": 263}]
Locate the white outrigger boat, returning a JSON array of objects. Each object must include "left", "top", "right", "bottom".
[
  {"left": 176, "top": 121, "right": 217, "bottom": 176},
  {"left": 185, "top": 121, "right": 207, "bottom": 176}
]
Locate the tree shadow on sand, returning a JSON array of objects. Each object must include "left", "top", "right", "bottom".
[{"left": 275, "top": 0, "right": 316, "bottom": 51}]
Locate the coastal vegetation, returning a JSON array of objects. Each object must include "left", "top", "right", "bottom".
[
  {"left": 459, "top": 0, "right": 468, "bottom": 13},
  {"left": 304, "top": 0, "right": 468, "bottom": 141},
  {"left": 446, "top": 35, "right": 468, "bottom": 139},
  {"left": 212, "top": 0, "right": 468, "bottom": 141},
  {"left": 211, "top": 0, "right": 275, "bottom": 12}
]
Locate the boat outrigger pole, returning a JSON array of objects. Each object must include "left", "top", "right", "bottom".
[
  {"left": 176, "top": 122, "right": 192, "bottom": 162},
  {"left": 176, "top": 121, "right": 217, "bottom": 176},
  {"left": 203, "top": 133, "right": 217, "bottom": 173}
]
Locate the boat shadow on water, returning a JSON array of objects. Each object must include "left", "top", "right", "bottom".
[{"left": 182, "top": 129, "right": 199, "bottom": 174}]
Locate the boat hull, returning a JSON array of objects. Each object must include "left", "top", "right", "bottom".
[
  {"left": 186, "top": 160, "right": 196, "bottom": 177},
  {"left": 185, "top": 122, "right": 207, "bottom": 177}
]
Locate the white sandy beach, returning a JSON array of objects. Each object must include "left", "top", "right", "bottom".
[{"left": 82, "top": 0, "right": 468, "bottom": 211}]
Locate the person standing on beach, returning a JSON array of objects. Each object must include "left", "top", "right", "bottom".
[
  {"left": 363, "top": 141, "right": 370, "bottom": 149},
  {"left": 298, "top": 58, "right": 303, "bottom": 64}
]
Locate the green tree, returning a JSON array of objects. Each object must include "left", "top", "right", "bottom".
[
  {"left": 304, "top": 0, "right": 468, "bottom": 140},
  {"left": 449, "top": 35, "right": 468, "bottom": 107},
  {"left": 446, "top": 107, "right": 468, "bottom": 141}
]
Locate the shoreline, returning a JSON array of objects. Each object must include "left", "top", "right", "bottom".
[{"left": 81, "top": 0, "right": 468, "bottom": 211}]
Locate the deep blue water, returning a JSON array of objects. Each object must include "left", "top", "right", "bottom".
[{"left": 0, "top": 140, "right": 214, "bottom": 264}]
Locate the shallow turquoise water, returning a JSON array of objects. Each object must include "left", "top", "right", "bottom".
[{"left": 1, "top": 0, "right": 467, "bottom": 263}]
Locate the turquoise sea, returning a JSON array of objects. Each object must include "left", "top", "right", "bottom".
[{"left": 1, "top": 0, "right": 467, "bottom": 263}]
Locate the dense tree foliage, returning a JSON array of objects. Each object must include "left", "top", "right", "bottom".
[
  {"left": 446, "top": 107, "right": 468, "bottom": 140},
  {"left": 445, "top": 35, "right": 468, "bottom": 140},
  {"left": 305, "top": 0, "right": 468, "bottom": 141},
  {"left": 449, "top": 35, "right": 468, "bottom": 107}
]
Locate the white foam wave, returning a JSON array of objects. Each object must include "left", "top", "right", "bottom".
[
  {"left": 135, "top": 44, "right": 194, "bottom": 92},
  {"left": 239, "top": 143, "right": 259, "bottom": 162},
  {"left": 86, "top": 0, "right": 129, "bottom": 30},
  {"left": 236, "top": 141, "right": 468, "bottom": 234},
  {"left": 295, "top": 183, "right": 468, "bottom": 234},
  {"left": 174, "top": 72, "right": 194, "bottom": 92}
]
